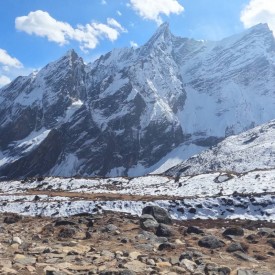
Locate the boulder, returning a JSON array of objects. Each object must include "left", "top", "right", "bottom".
[
  {"left": 3, "top": 214, "right": 22, "bottom": 224},
  {"left": 156, "top": 223, "right": 175, "bottom": 237},
  {"left": 142, "top": 206, "right": 172, "bottom": 224},
  {"left": 102, "top": 224, "right": 118, "bottom": 233},
  {"left": 158, "top": 242, "right": 176, "bottom": 251},
  {"left": 198, "top": 235, "right": 225, "bottom": 249},
  {"left": 223, "top": 227, "right": 244, "bottom": 237},
  {"left": 186, "top": 226, "right": 204, "bottom": 235},
  {"left": 58, "top": 227, "right": 76, "bottom": 239},
  {"left": 139, "top": 215, "right": 159, "bottom": 232},
  {"left": 226, "top": 242, "right": 247, "bottom": 253}
]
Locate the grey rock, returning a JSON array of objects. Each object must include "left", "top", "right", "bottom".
[
  {"left": 158, "top": 242, "right": 176, "bottom": 251},
  {"left": 139, "top": 215, "right": 159, "bottom": 232},
  {"left": 102, "top": 224, "right": 118, "bottom": 233},
  {"left": 267, "top": 239, "right": 275, "bottom": 249},
  {"left": 198, "top": 235, "right": 225, "bottom": 249},
  {"left": 257, "top": 228, "right": 275, "bottom": 236},
  {"left": 58, "top": 227, "right": 76, "bottom": 238},
  {"left": 3, "top": 214, "right": 22, "bottom": 224},
  {"left": 226, "top": 242, "right": 246, "bottom": 253},
  {"left": 142, "top": 206, "right": 172, "bottom": 224},
  {"left": 233, "top": 252, "right": 258, "bottom": 263},
  {"left": 156, "top": 223, "right": 175, "bottom": 237},
  {"left": 223, "top": 227, "right": 244, "bottom": 237},
  {"left": 205, "top": 263, "right": 231, "bottom": 275},
  {"left": 54, "top": 219, "right": 76, "bottom": 226},
  {"left": 186, "top": 226, "right": 204, "bottom": 235}
]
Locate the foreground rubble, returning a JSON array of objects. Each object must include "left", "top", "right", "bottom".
[{"left": 0, "top": 210, "right": 274, "bottom": 275}]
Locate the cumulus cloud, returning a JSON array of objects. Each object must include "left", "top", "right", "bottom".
[
  {"left": 15, "top": 10, "right": 127, "bottom": 51},
  {"left": 0, "top": 75, "right": 11, "bottom": 87},
  {"left": 129, "top": 0, "right": 184, "bottom": 25},
  {"left": 0, "top": 49, "right": 22, "bottom": 68},
  {"left": 241, "top": 0, "right": 275, "bottom": 34}
]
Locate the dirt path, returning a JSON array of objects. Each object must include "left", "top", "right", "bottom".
[{"left": 26, "top": 190, "right": 185, "bottom": 201}]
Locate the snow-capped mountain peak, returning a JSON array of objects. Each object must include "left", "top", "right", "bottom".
[{"left": 1, "top": 24, "right": 275, "bottom": 179}]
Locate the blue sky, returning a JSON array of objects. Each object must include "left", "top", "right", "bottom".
[{"left": 0, "top": 0, "right": 274, "bottom": 86}]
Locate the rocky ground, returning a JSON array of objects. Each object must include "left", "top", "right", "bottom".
[{"left": 0, "top": 207, "right": 274, "bottom": 275}]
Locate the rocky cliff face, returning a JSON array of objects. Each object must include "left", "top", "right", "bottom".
[{"left": 1, "top": 23, "right": 275, "bottom": 179}]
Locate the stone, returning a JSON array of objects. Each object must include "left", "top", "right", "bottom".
[
  {"left": 124, "top": 260, "right": 147, "bottom": 273},
  {"left": 180, "top": 259, "right": 197, "bottom": 272},
  {"left": 58, "top": 227, "right": 76, "bottom": 238},
  {"left": 170, "top": 256, "right": 179, "bottom": 265},
  {"left": 32, "top": 234, "right": 42, "bottom": 241},
  {"left": 119, "top": 271, "right": 136, "bottom": 275},
  {"left": 179, "top": 251, "right": 193, "bottom": 261},
  {"left": 0, "top": 267, "right": 18, "bottom": 274},
  {"left": 223, "top": 227, "right": 244, "bottom": 237},
  {"left": 139, "top": 215, "right": 159, "bottom": 232},
  {"left": 12, "top": 236, "right": 22, "bottom": 245},
  {"left": 142, "top": 206, "right": 172, "bottom": 224},
  {"left": 156, "top": 223, "right": 175, "bottom": 237},
  {"left": 3, "top": 214, "right": 22, "bottom": 224},
  {"left": 14, "top": 254, "right": 36, "bottom": 265},
  {"left": 186, "top": 226, "right": 204, "bottom": 235},
  {"left": 205, "top": 263, "right": 231, "bottom": 275},
  {"left": 257, "top": 228, "right": 274, "bottom": 237},
  {"left": 158, "top": 243, "right": 176, "bottom": 251},
  {"left": 226, "top": 242, "right": 246, "bottom": 253},
  {"left": 54, "top": 219, "right": 76, "bottom": 226},
  {"left": 267, "top": 239, "right": 275, "bottom": 249},
  {"left": 198, "top": 235, "right": 225, "bottom": 249},
  {"left": 233, "top": 252, "right": 258, "bottom": 263},
  {"left": 171, "top": 266, "right": 187, "bottom": 273},
  {"left": 101, "top": 250, "right": 115, "bottom": 259},
  {"left": 26, "top": 265, "right": 36, "bottom": 272},
  {"left": 129, "top": 251, "right": 141, "bottom": 260},
  {"left": 135, "top": 244, "right": 154, "bottom": 251},
  {"left": 246, "top": 234, "right": 259, "bottom": 244},
  {"left": 102, "top": 224, "right": 118, "bottom": 232},
  {"left": 175, "top": 239, "right": 184, "bottom": 245},
  {"left": 254, "top": 254, "right": 268, "bottom": 261},
  {"left": 146, "top": 258, "right": 156, "bottom": 266},
  {"left": 156, "top": 262, "right": 172, "bottom": 268}
]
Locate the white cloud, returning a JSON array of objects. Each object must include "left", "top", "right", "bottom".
[
  {"left": 0, "top": 75, "right": 11, "bottom": 87},
  {"left": 241, "top": 0, "right": 275, "bottom": 34},
  {"left": 117, "top": 10, "right": 122, "bottom": 16},
  {"left": 101, "top": 0, "right": 107, "bottom": 4},
  {"left": 130, "top": 41, "right": 138, "bottom": 48},
  {"left": 0, "top": 49, "right": 22, "bottom": 68},
  {"left": 15, "top": 10, "right": 73, "bottom": 45},
  {"left": 107, "top": 18, "right": 127, "bottom": 33},
  {"left": 15, "top": 10, "right": 127, "bottom": 51},
  {"left": 129, "top": 0, "right": 184, "bottom": 25}
]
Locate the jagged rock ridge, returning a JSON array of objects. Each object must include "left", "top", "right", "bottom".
[{"left": 0, "top": 23, "right": 275, "bottom": 179}]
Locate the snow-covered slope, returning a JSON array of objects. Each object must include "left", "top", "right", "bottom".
[
  {"left": 1, "top": 23, "right": 275, "bottom": 179},
  {"left": 0, "top": 172, "right": 274, "bottom": 220},
  {"left": 165, "top": 119, "right": 275, "bottom": 177}
]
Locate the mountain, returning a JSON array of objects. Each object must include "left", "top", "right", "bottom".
[
  {"left": 1, "top": 23, "right": 275, "bottom": 179},
  {"left": 165, "top": 119, "right": 275, "bottom": 177}
]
